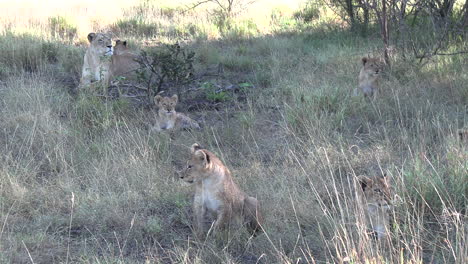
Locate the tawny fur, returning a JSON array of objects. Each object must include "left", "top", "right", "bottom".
[
  {"left": 108, "top": 40, "right": 141, "bottom": 84},
  {"left": 356, "top": 57, "right": 383, "bottom": 97},
  {"left": 153, "top": 95, "right": 200, "bottom": 132},
  {"left": 180, "top": 144, "right": 263, "bottom": 238},
  {"left": 79, "top": 33, "right": 113, "bottom": 89},
  {"left": 356, "top": 175, "right": 393, "bottom": 239}
]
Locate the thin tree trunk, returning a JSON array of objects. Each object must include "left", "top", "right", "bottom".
[
  {"left": 462, "top": 0, "right": 468, "bottom": 27},
  {"left": 346, "top": 0, "right": 355, "bottom": 30},
  {"left": 381, "top": 0, "right": 390, "bottom": 65}
]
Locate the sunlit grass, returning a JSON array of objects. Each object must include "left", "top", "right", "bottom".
[{"left": 0, "top": 0, "right": 466, "bottom": 263}]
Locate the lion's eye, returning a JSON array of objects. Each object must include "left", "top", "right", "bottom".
[{"left": 187, "top": 165, "right": 192, "bottom": 169}]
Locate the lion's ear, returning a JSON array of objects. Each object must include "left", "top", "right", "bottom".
[
  {"left": 361, "top": 57, "right": 368, "bottom": 65},
  {"left": 87, "top": 33, "right": 96, "bottom": 43},
  {"left": 379, "top": 173, "right": 390, "bottom": 186},
  {"left": 194, "top": 149, "right": 210, "bottom": 167},
  {"left": 191, "top": 143, "right": 202, "bottom": 153},
  {"left": 171, "top": 94, "right": 178, "bottom": 103},
  {"left": 154, "top": 95, "right": 162, "bottom": 104},
  {"left": 357, "top": 176, "right": 372, "bottom": 191}
]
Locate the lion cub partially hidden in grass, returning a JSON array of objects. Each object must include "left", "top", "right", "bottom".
[
  {"left": 356, "top": 57, "right": 383, "bottom": 98},
  {"left": 356, "top": 175, "right": 393, "bottom": 240},
  {"left": 153, "top": 95, "right": 200, "bottom": 132},
  {"left": 180, "top": 144, "right": 263, "bottom": 238}
]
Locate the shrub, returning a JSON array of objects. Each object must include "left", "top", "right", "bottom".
[
  {"left": 137, "top": 42, "right": 195, "bottom": 98},
  {"left": 202, "top": 81, "right": 230, "bottom": 102},
  {"left": 293, "top": 1, "right": 321, "bottom": 23}
]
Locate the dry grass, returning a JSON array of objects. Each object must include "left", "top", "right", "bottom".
[{"left": 0, "top": 0, "right": 467, "bottom": 263}]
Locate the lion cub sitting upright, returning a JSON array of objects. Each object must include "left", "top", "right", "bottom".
[
  {"left": 153, "top": 95, "right": 200, "bottom": 132},
  {"left": 356, "top": 57, "right": 383, "bottom": 97},
  {"left": 356, "top": 175, "right": 394, "bottom": 240},
  {"left": 180, "top": 144, "right": 263, "bottom": 238}
]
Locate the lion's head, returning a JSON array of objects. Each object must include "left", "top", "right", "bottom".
[
  {"left": 113, "top": 39, "right": 129, "bottom": 56},
  {"left": 179, "top": 144, "right": 225, "bottom": 184},
  {"left": 180, "top": 144, "right": 210, "bottom": 183},
  {"left": 361, "top": 57, "right": 383, "bottom": 77},
  {"left": 155, "top": 94, "right": 178, "bottom": 116},
  {"left": 356, "top": 175, "right": 394, "bottom": 238},
  {"left": 357, "top": 175, "right": 392, "bottom": 209},
  {"left": 87, "top": 32, "right": 113, "bottom": 56}
]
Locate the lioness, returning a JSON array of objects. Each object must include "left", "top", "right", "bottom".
[
  {"left": 153, "top": 95, "right": 200, "bottom": 132},
  {"left": 109, "top": 40, "right": 141, "bottom": 84},
  {"left": 79, "top": 33, "right": 113, "bottom": 89},
  {"left": 180, "top": 144, "right": 263, "bottom": 238},
  {"left": 356, "top": 175, "right": 393, "bottom": 239},
  {"left": 356, "top": 57, "right": 383, "bottom": 97}
]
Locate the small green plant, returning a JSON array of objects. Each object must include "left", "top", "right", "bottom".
[
  {"left": 48, "top": 16, "right": 77, "bottom": 42},
  {"left": 238, "top": 82, "right": 253, "bottom": 91},
  {"left": 202, "top": 81, "right": 230, "bottom": 102},
  {"left": 145, "top": 217, "right": 163, "bottom": 236},
  {"left": 293, "top": 2, "right": 321, "bottom": 23}
]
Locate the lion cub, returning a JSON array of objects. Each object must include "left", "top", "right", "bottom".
[
  {"left": 153, "top": 95, "right": 200, "bottom": 132},
  {"left": 356, "top": 175, "right": 393, "bottom": 239},
  {"left": 180, "top": 144, "right": 263, "bottom": 238},
  {"left": 356, "top": 57, "right": 383, "bottom": 97}
]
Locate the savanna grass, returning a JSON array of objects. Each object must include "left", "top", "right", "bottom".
[{"left": 0, "top": 0, "right": 466, "bottom": 263}]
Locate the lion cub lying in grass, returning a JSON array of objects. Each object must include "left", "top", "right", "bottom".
[
  {"left": 356, "top": 175, "right": 394, "bottom": 240},
  {"left": 153, "top": 95, "right": 200, "bottom": 132},
  {"left": 356, "top": 57, "right": 383, "bottom": 98},
  {"left": 180, "top": 144, "right": 263, "bottom": 238}
]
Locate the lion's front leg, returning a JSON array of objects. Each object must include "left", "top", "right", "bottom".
[
  {"left": 213, "top": 205, "right": 230, "bottom": 233},
  {"left": 193, "top": 202, "right": 206, "bottom": 239}
]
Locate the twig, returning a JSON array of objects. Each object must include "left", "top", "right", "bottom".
[
  {"left": 435, "top": 50, "right": 468, "bottom": 56},
  {"left": 22, "top": 241, "right": 35, "bottom": 264},
  {"left": 110, "top": 83, "right": 148, "bottom": 91},
  {"left": 121, "top": 94, "right": 147, "bottom": 98},
  {"left": 66, "top": 192, "right": 75, "bottom": 264}
]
